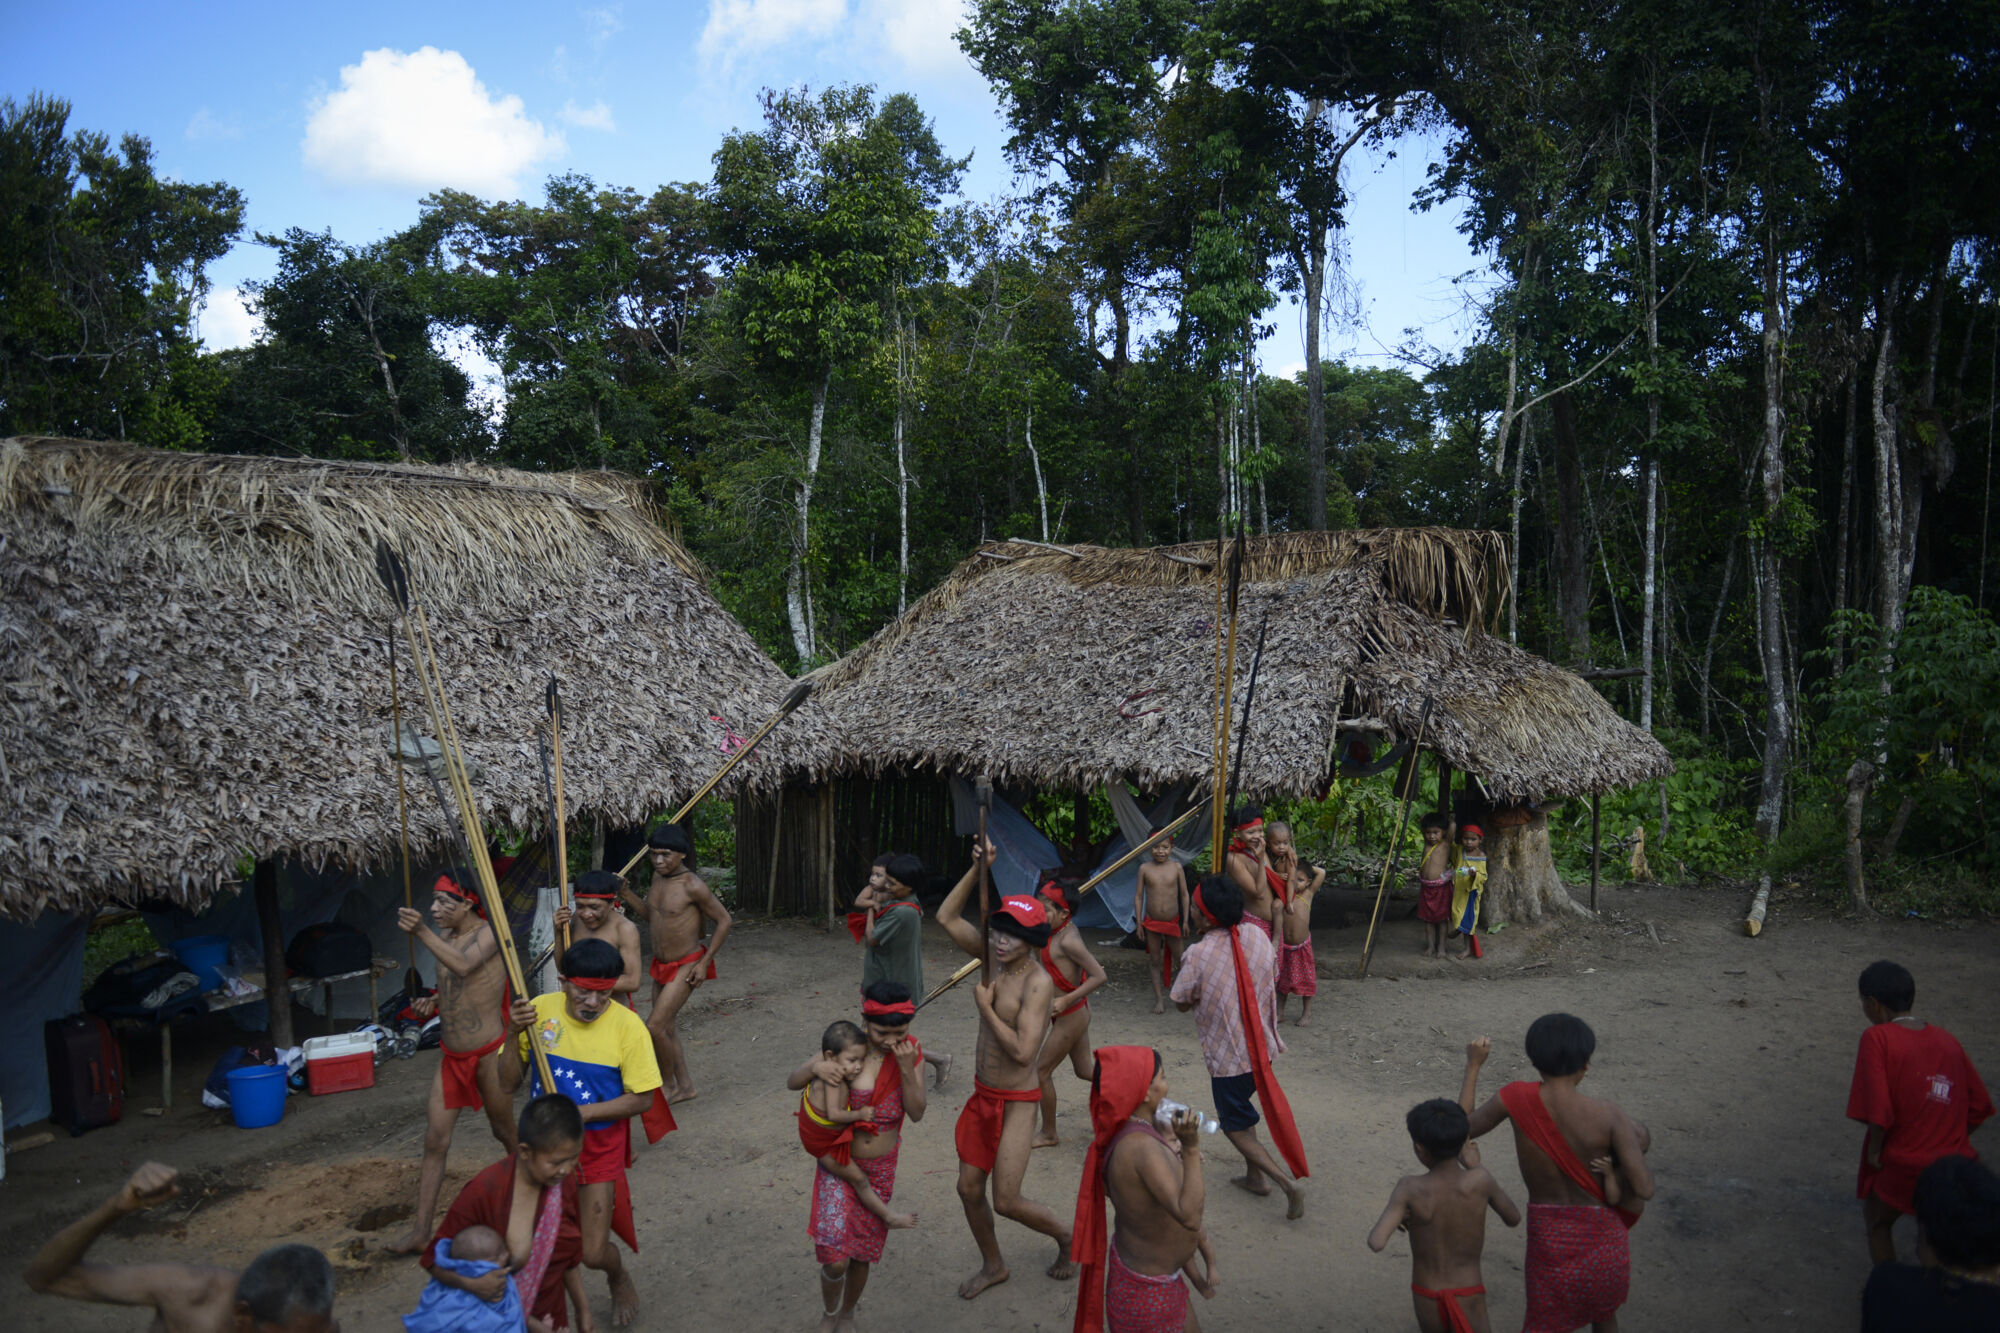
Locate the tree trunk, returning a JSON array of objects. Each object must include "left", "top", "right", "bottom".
[
  {"left": 1024, "top": 386, "right": 1049, "bottom": 541},
  {"left": 1845, "top": 760, "right": 1874, "bottom": 911},
  {"left": 254, "top": 860, "right": 293, "bottom": 1049},
  {"left": 1302, "top": 96, "right": 1330, "bottom": 532},
  {"left": 1639, "top": 85, "right": 1661, "bottom": 730},
  {"left": 1880, "top": 794, "right": 1918, "bottom": 861},
  {"left": 895, "top": 319, "right": 910, "bottom": 616},
  {"left": 1699, "top": 536, "right": 1738, "bottom": 740},
  {"left": 1640, "top": 460, "right": 1658, "bottom": 729},
  {"left": 1833, "top": 372, "right": 1858, "bottom": 674},
  {"left": 786, "top": 365, "right": 831, "bottom": 665},
  {"left": 1753, "top": 231, "right": 1791, "bottom": 843},
  {"left": 1509, "top": 411, "right": 1528, "bottom": 644},
  {"left": 1550, "top": 391, "right": 1594, "bottom": 664},
  {"left": 1485, "top": 812, "right": 1589, "bottom": 926}
]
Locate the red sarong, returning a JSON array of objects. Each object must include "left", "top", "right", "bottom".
[
  {"left": 425, "top": 1156, "right": 581, "bottom": 1329},
  {"left": 1277, "top": 938, "right": 1317, "bottom": 997},
  {"left": 954, "top": 1079, "right": 1042, "bottom": 1174},
  {"left": 649, "top": 947, "right": 715, "bottom": 986},
  {"left": 1417, "top": 875, "right": 1451, "bottom": 924},
  {"left": 1413, "top": 1283, "right": 1484, "bottom": 1333},
  {"left": 1522, "top": 1204, "right": 1629, "bottom": 1332},
  {"left": 1497, "top": 1081, "right": 1639, "bottom": 1228},
  {"left": 438, "top": 1031, "right": 505, "bottom": 1110},
  {"left": 1105, "top": 1241, "right": 1190, "bottom": 1333},
  {"left": 1141, "top": 919, "right": 1180, "bottom": 988}
]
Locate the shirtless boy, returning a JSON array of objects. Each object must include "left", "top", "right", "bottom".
[
  {"left": 554, "top": 870, "right": 643, "bottom": 1009},
  {"left": 1460, "top": 1017, "right": 1654, "bottom": 1333},
  {"left": 1133, "top": 834, "right": 1188, "bottom": 1013},
  {"left": 1032, "top": 879, "right": 1108, "bottom": 1148},
  {"left": 391, "top": 871, "right": 517, "bottom": 1256},
  {"left": 1415, "top": 815, "right": 1452, "bottom": 958},
  {"left": 1071, "top": 1045, "right": 1216, "bottom": 1333},
  {"left": 1267, "top": 821, "right": 1325, "bottom": 1027},
  {"left": 25, "top": 1162, "right": 337, "bottom": 1332},
  {"left": 620, "top": 822, "right": 730, "bottom": 1103},
  {"left": 1224, "top": 805, "right": 1284, "bottom": 941},
  {"left": 1368, "top": 1098, "right": 1521, "bottom": 1333},
  {"left": 936, "top": 837, "right": 1076, "bottom": 1298}
]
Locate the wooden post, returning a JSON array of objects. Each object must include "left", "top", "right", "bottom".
[
  {"left": 1590, "top": 791, "right": 1602, "bottom": 911},
  {"left": 765, "top": 787, "right": 785, "bottom": 916},
  {"left": 254, "top": 860, "right": 293, "bottom": 1049},
  {"left": 822, "top": 784, "right": 835, "bottom": 932},
  {"left": 1437, "top": 756, "right": 1452, "bottom": 822}
]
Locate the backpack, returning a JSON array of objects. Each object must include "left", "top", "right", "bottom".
[
  {"left": 284, "top": 922, "right": 372, "bottom": 978},
  {"left": 84, "top": 951, "right": 204, "bottom": 1017}
]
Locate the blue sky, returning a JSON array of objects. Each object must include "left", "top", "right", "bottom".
[{"left": 2, "top": 1, "right": 1488, "bottom": 379}]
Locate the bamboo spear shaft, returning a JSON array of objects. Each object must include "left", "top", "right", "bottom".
[
  {"left": 546, "top": 677, "right": 571, "bottom": 954},
  {"left": 387, "top": 639, "right": 417, "bottom": 987},
  {"left": 1211, "top": 533, "right": 1248, "bottom": 864},
  {"left": 975, "top": 776, "right": 995, "bottom": 985},
  {"left": 614, "top": 678, "right": 817, "bottom": 880},
  {"left": 1357, "top": 696, "right": 1437, "bottom": 979},
  {"left": 375, "top": 541, "right": 555, "bottom": 1095}
]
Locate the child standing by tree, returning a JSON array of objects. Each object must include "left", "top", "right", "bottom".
[
  {"left": 1415, "top": 815, "right": 1452, "bottom": 959},
  {"left": 1449, "top": 825, "right": 1488, "bottom": 961},
  {"left": 1368, "top": 1098, "right": 1521, "bottom": 1333},
  {"left": 797, "top": 1021, "right": 919, "bottom": 1233}
]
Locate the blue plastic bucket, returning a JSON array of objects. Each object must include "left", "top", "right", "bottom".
[
  {"left": 170, "top": 935, "right": 230, "bottom": 992},
  {"left": 226, "top": 1065, "right": 287, "bottom": 1129}
]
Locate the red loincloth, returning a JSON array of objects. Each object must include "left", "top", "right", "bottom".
[
  {"left": 1497, "top": 1081, "right": 1640, "bottom": 1228},
  {"left": 1105, "top": 1241, "right": 1190, "bottom": 1333},
  {"left": 1522, "top": 1204, "right": 1629, "bottom": 1332},
  {"left": 1142, "top": 919, "right": 1180, "bottom": 988},
  {"left": 1416, "top": 876, "right": 1452, "bottom": 924},
  {"left": 438, "top": 1031, "right": 505, "bottom": 1111},
  {"left": 649, "top": 947, "right": 715, "bottom": 987},
  {"left": 639, "top": 1087, "right": 675, "bottom": 1144},
  {"left": 796, "top": 1087, "right": 871, "bottom": 1168},
  {"left": 1413, "top": 1283, "right": 1484, "bottom": 1333},
  {"left": 1042, "top": 939, "right": 1090, "bottom": 1015},
  {"left": 1276, "top": 938, "right": 1317, "bottom": 997},
  {"left": 576, "top": 1120, "right": 640, "bottom": 1252},
  {"left": 425, "top": 1156, "right": 581, "bottom": 1330},
  {"left": 954, "top": 1079, "right": 1042, "bottom": 1175},
  {"left": 810, "top": 1147, "right": 898, "bottom": 1265}
]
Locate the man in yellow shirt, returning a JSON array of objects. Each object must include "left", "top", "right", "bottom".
[{"left": 502, "top": 938, "right": 663, "bottom": 1328}]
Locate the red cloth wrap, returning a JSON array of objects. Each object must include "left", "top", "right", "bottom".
[
  {"left": 1142, "top": 919, "right": 1180, "bottom": 988},
  {"left": 861, "top": 997, "right": 917, "bottom": 1019},
  {"left": 1498, "top": 1081, "right": 1639, "bottom": 1227},
  {"left": 1227, "top": 840, "right": 1290, "bottom": 905},
  {"left": 1412, "top": 1283, "right": 1485, "bottom": 1333},
  {"left": 954, "top": 1079, "right": 1042, "bottom": 1174},
  {"left": 434, "top": 874, "right": 485, "bottom": 916},
  {"left": 1227, "top": 921, "right": 1308, "bottom": 1179},
  {"left": 1277, "top": 939, "right": 1317, "bottom": 997},
  {"left": 848, "top": 899, "right": 919, "bottom": 944},
  {"left": 1416, "top": 875, "right": 1452, "bottom": 924},
  {"left": 640, "top": 1087, "right": 676, "bottom": 1143},
  {"left": 1140, "top": 917, "right": 1181, "bottom": 938},
  {"left": 566, "top": 975, "right": 617, "bottom": 991},
  {"left": 438, "top": 1031, "right": 506, "bottom": 1111},
  {"left": 1069, "top": 1045, "right": 1157, "bottom": 1333},
  {"left": 797, "top": 1089, "right": 862, "bottom": 1167},
  {"left": 1105, "top": 1240, "right": 1190, "bottom": 1333},
  {"left": 1522, "top": 1204, "right": 1629, "bottom": 1332},
  {"left": 649, "top": 947, "right": 715, "bottom": 986},
  {"left": 1042, "top": 939, "right": 1089, "bottom": 1013},
  {"left": 425, "top": 1156, "right": 581, "bottom": 1329}
]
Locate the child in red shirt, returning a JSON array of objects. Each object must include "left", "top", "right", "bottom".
[{"left": 1848, "top": 959, "right": 1993, "bottom": 1263}]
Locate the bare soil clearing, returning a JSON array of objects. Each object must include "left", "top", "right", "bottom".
[{"left": 8, "top": 882, "right": 1996, "bottom": 1331}]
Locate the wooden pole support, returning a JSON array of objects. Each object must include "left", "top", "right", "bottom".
[{"left": 1590, "top": 791, "right": 1602, "bottom": 912}]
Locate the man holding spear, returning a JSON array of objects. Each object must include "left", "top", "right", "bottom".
[{"left": 935, "top": 837, "right": 1076, "bottom": 1299}]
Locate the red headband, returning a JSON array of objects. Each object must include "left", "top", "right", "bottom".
[
  {"left": 861, "top": 998, "right": 916, "bottom": 1019},
  {"left": 1235, "top": 817, "right": 1264, "bottom": 832},
  {"left": 572, "top": 886, "right": 618, "bottom": 900},
  {"left": 565, "top": 975, "right": 618, "bottom": 991},
  {"left": 434, "top": 874, "right": 484, "bottom": 914},
  {"left": 1038, "top": 881, "right": 1073, "bottom": 913},
  {"left": 1192, "top": 882, "right": 1219, "bottom": 926},
  {"left": 1461, "top": 824, "right": 1484, "bottom": 838}
]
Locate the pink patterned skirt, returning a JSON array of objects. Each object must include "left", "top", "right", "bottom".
[
  {"left": 810, "top": 1146, "right": 898, "bottom": 1265},
  {"left": 1522, "top": 1203, "right": 1629, "bottom": 1333},
  {"left": 1106, "top": 1241, "right": 1190, "bottom": 1333},
  {"left": 1277, "top": 939, "right": 1317, "bottom": 997}
]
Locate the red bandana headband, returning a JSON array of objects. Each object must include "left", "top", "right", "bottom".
[
  {"left": 564, "top": 975, "right": 618, "bottom": 991},
  {"left": 1461, "top": 824, "right": 1484, "bottom": 838},
  {"left": 1039, "top": 881, "right": 1074, "bottom": 914},
  {"left": 434, "top": 874, "right": 484, "bottom": 915},
  {"left": 1234, "top": 817, "right": 1264, "bottom": 832},
  {"left": 861, "top": 997, "right": 917, "bottom": 1019},
  {"left": 573, "top": 885, "right": 619, "bottom": 900},
  {"left": 1191, "top": 882, "right": 1219, "bottom": 926}
]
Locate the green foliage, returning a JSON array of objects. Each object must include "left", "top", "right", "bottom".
[
  {"left": 1266, "top": 772, "right": 1427, "bottom": 883},
  {"left": 83, "top": 917, "right": 160, "bottom": 989},
  {"left": 1551, "top": 732, "right": 1762, "bottom": 880}
]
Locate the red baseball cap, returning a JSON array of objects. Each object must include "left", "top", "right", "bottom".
[{"left": 995, "top": 895, "right": 1048, "bottom": 930}]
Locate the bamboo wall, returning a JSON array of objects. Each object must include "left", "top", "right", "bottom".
[{"left": 734, "top": 774, "right": 970, "bottom": 919}]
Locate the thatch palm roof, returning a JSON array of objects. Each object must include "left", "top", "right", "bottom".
[
  {"left": 0, "top": 437, "right": 813, "bottom": 920},
  {"left": 790, "top": 530, "right": 1670, "bottom": 802}
]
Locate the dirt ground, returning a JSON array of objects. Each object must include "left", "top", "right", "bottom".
[{"left": 7, "top": 880, "right": 1998, "bottom": 1332}]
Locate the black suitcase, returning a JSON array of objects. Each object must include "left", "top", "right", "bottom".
[{"left": 45, "top": 1013, "right": 125, "bottom": 1135}]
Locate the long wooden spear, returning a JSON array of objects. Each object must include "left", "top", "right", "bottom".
[
  {"left": 614, "top": 677, "right": 816, "bottom": 879},
  {"left": 374, "top": 539, "right": 554, "bottom": 1095},
  {"left": 1211, "top": 530, "right": 1248, "bottom": 865},
  {"left": 975, "top": 775, "right": 995, "bottom": 985},
  {"left": 1357, "top": 696, "right": 1437, "bottom": 979},
  {"left": 546, "top": 676, "right": 571, "bottom": 954},
  {"left": 385, "top": 639, "right": 417, "bottom": 992}
]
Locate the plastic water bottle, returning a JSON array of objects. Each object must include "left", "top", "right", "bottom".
[{"left": 1154, "top": 1100, "right": 1221, "bottom": 1135}]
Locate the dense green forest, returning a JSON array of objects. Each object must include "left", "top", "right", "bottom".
[{"left": 4, "top": 0, "right": 1997, "bottom": 904}]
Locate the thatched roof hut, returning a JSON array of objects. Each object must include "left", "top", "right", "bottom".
[
  {"left": 786, "top": 530, "right": 1671, "bottom": 803},
  {"left": 0, "top": 437, "right": 814, "bottom": 921}
]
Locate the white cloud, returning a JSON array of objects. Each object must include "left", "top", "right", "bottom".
[
  {"left": 302, "top": 47, "right": 565, "bottom": 196},
  {"left": 185, "top": 107, "right": 242, "bottom": 141},
  {"left": 699, "top": 0, "right": 848, "bottom": 68},
  {"left": 197, "top": 287, "right": 262, "bottom": 351},
  {"left": 583, "top": 6, "right": 625, "bottom": 50},
  {"left": 560, "top": 99, "right": 617, "bottom": 132},
  {"left": 863, "top": 0, "right": 970, "bottom": 73}
]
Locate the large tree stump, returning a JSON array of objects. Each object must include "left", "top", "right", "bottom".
[{"left": 1485, "top": 810, "right": 1590, "bottom": 927}]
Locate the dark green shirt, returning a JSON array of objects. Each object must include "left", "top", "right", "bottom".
[{"left": 861, "top": 900, "right": 923, "bottom": 997}]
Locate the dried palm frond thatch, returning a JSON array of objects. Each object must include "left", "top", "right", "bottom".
[
  {"left": 0, "top": 437, "right": 817, "bottom": 921},
  {"left": 791, "top": 531, "right": 1669, "bottom": 802}
]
